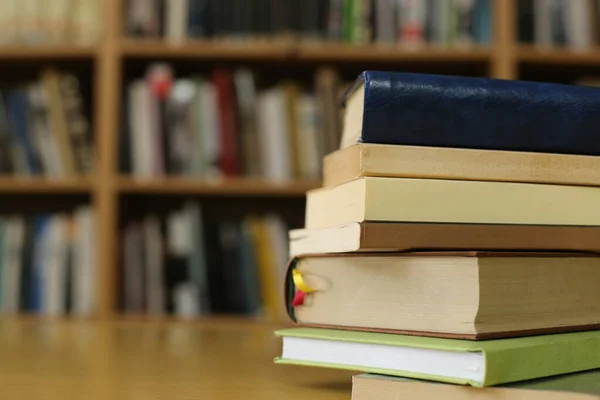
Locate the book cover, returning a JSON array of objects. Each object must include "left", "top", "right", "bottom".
[
  {"left": 275, "top": 327, "right": 600, "bottom": 387},
  {"left": 342, "top": 71, "right": 600, "bottom": 156}
]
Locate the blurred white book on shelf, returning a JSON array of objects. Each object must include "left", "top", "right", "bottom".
[
  {"left": 72, "top": 207, "right": 96, "bottom": 317},
  {"left": 257, "top": 88, "right": 293, "bottom": 182},
  {"left": 42, "top": 215, "right": 69, "bottom": 317},
  {"left": 173, "top": 283, "right": 199, "bottom": 319},
  {"left": 128, "top": 80, "right": 155, "bottom": 178},
  {"left": 398, "top": 0, "right": 427, "bottom": 47},
  {"left": 563, "top": 0, "right": 593, "bottom": 50},
  {"left": 296, "top": 94, "right": 321, "bottom": 179},
  {"left": 534, "top": 0, "right": 553, "bottom": 46},
  {"left": 166, "top": 0, "right": 189, "bottom": 44}
]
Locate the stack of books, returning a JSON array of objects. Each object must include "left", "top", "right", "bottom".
[{"left": 275, "top": 71, "right": 600, "bottom": 398}]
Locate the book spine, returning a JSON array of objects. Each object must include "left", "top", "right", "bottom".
[
  {"left": 59, "top": 73, "right": 94, "bottom": 174},
  {"left": 213, "top": 70, "right": 240, "bottom": 176}
]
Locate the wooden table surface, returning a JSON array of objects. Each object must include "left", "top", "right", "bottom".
[{"left": 0, "top": 318, "right": 354, "bottom": 399}]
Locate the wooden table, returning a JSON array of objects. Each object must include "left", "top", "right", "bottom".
[{"left": 0, "top": 318, "right": 353, "bottom": 399}]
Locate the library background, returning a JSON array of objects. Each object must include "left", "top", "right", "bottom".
[{"left": 0, "top": 0, "right": 597, "bottom": 320}]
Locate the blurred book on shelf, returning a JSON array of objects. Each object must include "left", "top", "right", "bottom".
[
  {"left": 0, "top": 207, "right": 96, "bottom": 316},
  {"left": 0, "top": 0, "right": 101, "bottom": 46},
  {"left": 124, "top": 0, "right": 491, "bottom": 47},
  {"left": 121, "top": 64, "right": 345, "bottom": 181},
  {"left": 518, "top": 0, "right": 600, "bottom": 50},
  {"left": 0, "top": 69, "right": 94, "bottom": 178},
  {"left": 119, "top": 201, "right": 290, "bottom": 320}
]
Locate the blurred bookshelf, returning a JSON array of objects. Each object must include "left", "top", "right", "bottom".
[{"left": 4, "top": 0, "right": 600, "bottom": 320}]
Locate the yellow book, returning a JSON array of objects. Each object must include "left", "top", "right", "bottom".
[
  {"left": 324, "top": 143, "right": 600, "bottom": 188},
  {"left": 247, "top": 217, "right": 280, "bottom": 321},
  {"left": 306, "top": 177, "right": 600, "bottom": 229}
]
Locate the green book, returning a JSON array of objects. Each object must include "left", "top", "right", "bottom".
[
  {"left": 353, "top": 371, "right": 600, "bottom": 399},
  {"left": 274, "top": 328, "right": 600, "bottom": 387}
]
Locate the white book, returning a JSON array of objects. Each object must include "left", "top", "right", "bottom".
[
  {"left": 564, "top": 0, "right": 592, "bottom": 50},
  {"left": 165, "top": 0, "right": 188, "bottom": 44},
  {"left": 398, "top": 0, "right": 428, "bottom": 47},
  {"left": 534, "top": 0, "right": 554, "bottom": 47},
  {"left": 128, "top": 80, "right": 154, "bottom": 178},
  {"left": 72, "top": 207, "right": 95, "bottom": 316},
  {"left": 43, "top": 215, "right": 69, "bottom": 317},
  {"left": 173, "top": 283, "right": 199, "bottom": 319},
  {"left": 143, "top": 215, "right": 164, "bottom": 316},
  {"left": 296, "top": 94, "right": 321, "bottom": 179},
  {"left": 375, "top": 0, "right": 397, "bottom": 43},
  {"left": 256, "top": 88, "right": 292, "bottom": 182},
  {"left": 2, "top": 217, "right": 25, "bottom": 313}
]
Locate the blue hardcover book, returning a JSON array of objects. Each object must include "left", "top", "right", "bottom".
[
  {"left": 6, "top": 90, "right": 41, "bottom": 174},
  {"left": 342, "top": 71, "right": 600, "bottom": 156}
]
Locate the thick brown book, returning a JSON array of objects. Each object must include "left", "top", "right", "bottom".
[
  {"left": 285, "top": 252, "right": 600, "bottom": 340},
  {"left": 324, "top": 143, "right": 600, "bottom": 188},
  {"left": 289, "top": 222, "right": 600, "bottom": 257}
]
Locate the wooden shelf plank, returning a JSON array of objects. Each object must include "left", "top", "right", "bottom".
[
  {"left": 120, "top": 39, "right": 294, "bottom": 60},
  {"left": 0, "top": 46, "right": 97, "bottom": 59},
  {"left": 518, "top": 45, "right": 600, "bottom": 65},
  {"left": 120, "top": 39, "right": 492, "bottom": 63},
  {"left": 295, "top": 43, "right": 493, "bottom": 62},
  {"left": 117, "top": 177, "right": 319, "bottom": 196},
  {"left": 0, "top": 177, "right": 94, "bottom": 193}
]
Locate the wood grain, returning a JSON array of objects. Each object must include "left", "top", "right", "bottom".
[
  {"left": 117, "top": 177, "right": 321, "bottom": 197},
  {"left": 490, "top": 0, "right": 517, "bottom": 79},
  {"left": 94, "top": 0, "right": 121, "bottom": 318},
  {"left": 0, "top": 177, "right": 93, "bottom": 193},
  {"left": 0, "top": 318, "right": 352, "bottom": 400}
]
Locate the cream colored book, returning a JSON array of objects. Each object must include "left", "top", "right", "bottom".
[
  {"left": 324, "top": 143, "right": 600, "bottom": 188},
  {"left": 305, "top": 177, "right": 600, "bottom": 229},
  {"left": 289, "top": 253, "right": 600, "bottom": 339}
]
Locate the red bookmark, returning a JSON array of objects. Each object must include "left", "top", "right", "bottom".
[{"left": 292, "top": 290, "right": 306, "bottom": 307}]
